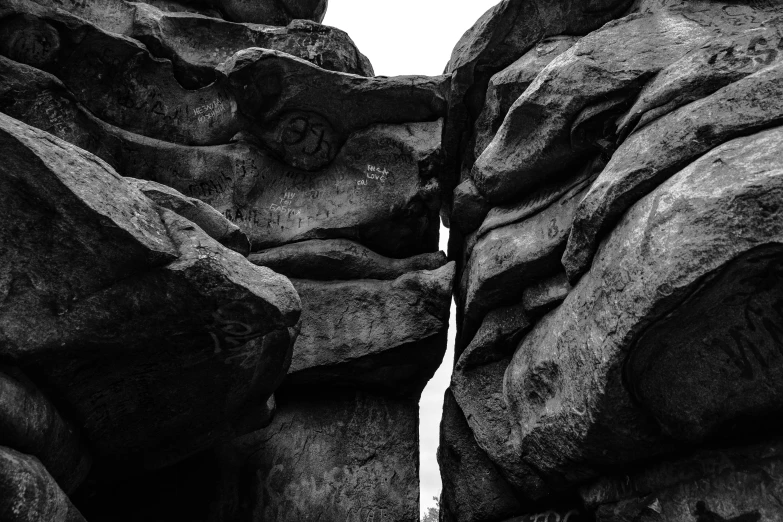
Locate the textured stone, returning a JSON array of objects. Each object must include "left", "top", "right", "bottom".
[
  {"left": 452, "top": 178, "right": 492, "bottom": 234},
  {"left": 502, "top": 126, "right": 783, "bottom": 490},
  {"left": 564, "top": 61, "right": 783, "bottom": 281},
  {"left": 0, "top": 446, "right": 86, "bottom": 522},
  {"left": 0, "top": 58, "right": 443, "bottom": 257},
  {"left": 438, "top": 389, "right": 523, "bottom": 522},
  {"left": 585, "top": 441, "right": 783, "bottom": 522},
  {"left": 520, "top": 273, "right": 571, "bottom": 317},
  {"left": 287, "top": 263, "right": 454, "bottom": 394},
  {"left": 461, "top": 176, "right": 590, "bottom": 319},
  {"left": 472, "top": 2, "right": 783, "bottom": 204},
  {"left": 233, "top": 391, "right": 419, "bottom": 522},
  {"left": 249, "top": 239, "right": 447, "bottom": 280},
  {"left": 0, "top": 367, "right": 90, "bottom": 494},
  {"left": 473, "top": 36, "right": 578, "bottom": 159},
  {"left": 24, "top": 0, "right": 371, "bottom": 85},
  {"left": 127, "top": 178, "right": 251, "bottom": 256},
  {"left": 0, "top": 114, "right": 300, "bottom": 472},
  {"left": 456, "top": 305, "right": 529, "bottom": 371}
]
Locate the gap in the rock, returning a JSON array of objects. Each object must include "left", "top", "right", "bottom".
[{"left": 322, "top": 2, "right": 498, "bottom": 518}]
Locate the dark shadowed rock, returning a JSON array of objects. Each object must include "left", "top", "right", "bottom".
[
  {"left": 233, "top": 391, "right": 419, "bottom": 522},
  {"left": 502, "top": 126, "right": 783, "bottom": 490},
  {"left": 585, "top": 440, "right": 783, "bottom": 522},
  {"left": 473, "top": 36, "right": 578, "bottom": 159},
  {"left": 520, "top": 273, "right": 571, "bottom": 317},
  {"left": 126, "top": 178, "right": 251, "bottom": 256},
  {"left": 0, "top": 3, "right": 444, "bottom": 157},
  {"left": 452, "top": 178, "right": 492, "bottom": 234},
  {"left": 441, "top": 0, "right": 632, "bottom": 218},
  {"left": 0, "top": 114, "right": 300, "bottom": 472},
  {"left": 472, "top": 2, "right": 783, "bottom": 204},
  {"left": 0, "top": 58, "right": 443, "bottom": 257},
  {"left": 0, "top": 368, "right": 90, "bottom": 494},
  {"left": 286, "top": 263, "right": 454, "bottom": 394},
  {"left": 461, "top": 176, "right": 590, "bottom": 319},
  {"left": 0, "top": 447, "right": 86, "bottom": 522},
  {"left": 25, "top": 0, "right": 370, "bottom": 87},
  {"left": 438, "top": 389, "right": 524, "bottom": 522},
  {"left": 456, "top": 304, "right": 529, "bottom": 371},
  {"left": 564, "top": 62, "right": 783, "bottom": 281},
  {"left": 249, "top": 239, "right": 447, "bottom": 280}
]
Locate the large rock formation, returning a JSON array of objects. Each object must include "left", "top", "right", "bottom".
[
  {"left": 0, "top": 0, "right": 453, "bottom": 519},
  {"left": 441, "top": 0, "right": 783, "bottom": 521}
]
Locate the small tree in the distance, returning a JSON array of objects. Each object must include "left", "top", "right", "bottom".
[{"left": 422, "top": 496, "right": 439, "bottom": 522}]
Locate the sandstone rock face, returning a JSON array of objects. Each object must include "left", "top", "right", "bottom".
[{"left": 440, "top": 1, "right": 783, "bottom": 520}]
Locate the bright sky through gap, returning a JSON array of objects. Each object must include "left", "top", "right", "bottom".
[{"left": 323, "top": 1, "right": 500, "bottom": 517}]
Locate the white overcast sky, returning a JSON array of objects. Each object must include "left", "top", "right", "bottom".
[{"left": 323, "top": 1, "right": 500, "bottom": 517}]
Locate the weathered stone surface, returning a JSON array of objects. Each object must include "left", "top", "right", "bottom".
[
  {"left": 502, "top": 510, "right": 585, "bottom": 522},
  {"left": 0, "top": 114, "right": 300, "bottom": 471},
  {"left": 0, "top": 447, "right": 86, "bottom": 522},
  {"left": 26, "top": 0, "right": 370, "bottom": 86},
  {"left": 438, "top": 389, "right": 523, "bottom": 522},
  {"left": 249, "top": 239, "right": 447, "bottom": 280},
  {"left": 0, "top": 367, "right": 90, "bottom": 494},
  {"left": 502, "top": 126, "right": 783, "bottom": 489},
  {"left": 0, "top": 3, "right": 445, "bottom": 155},
  {"left": 441, "top": 0, "right": 632, "bottom": 218},
  {"left": 195, "top": 0, "right": 327, "bottom": 25},
  {"left": 456, "top": 305, "right": 529, "bottom": 371},
  {"left": 461, "top": 175, "right": 590, "bottom": 319},
  {"left": 473, "top": 36, "right": 578, "bottom": 160},
  {"left": 127, "top": 178, "right": 251, "bottom": 256},
  {"left": 564, "top": 62, "right": 783, "bottom": 281},
  {"left": 520, "top": 273, "right": 571, "bottom": 317},
  {"left": 233, "top": 391, "right": 419, "bottom": 522},
  {"left": 287, "top": 263, "right": 454, "bottom": 394},
  {"left": 472, "top": 2, "right": 783, "bottom": 204},
  {"left": 0, "top": 58, "right": 443, "bottom": 257},
  {"left": 585, "top": 441, "right": 783, "bottom": 522},
  {"left": 452, "top": 178, "right": 491, "bottom": 234}
]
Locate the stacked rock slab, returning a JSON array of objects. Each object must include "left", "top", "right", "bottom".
[
  {"left": 0, "top": 0, "right": 453, "bottom": 520},
  {"left": 441, "top": 0, "right": 783, "bottom": 521}
]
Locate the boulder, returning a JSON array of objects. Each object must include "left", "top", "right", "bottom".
[
  {"left": 0, "top": 58, "right": 443, "bottom": 257},
  {"left": 584, "top": 440, "right": 783, "bottom": 522},
  {"left": 452, "top": 178, "right": 491, "bottom": 234},
  {"left": 502, "top": 126, "right": 783, "bottom": 490},
  {"left": 0, "top": 447, "right": 86, "bottom": 522},
  {"left": 0, "top": 2, "right": 445, "bottom": 156},
  {"left": 441, "top": 0, "right": 632, "bottom": 218},
  {"left": 25, "top": 0, "right": 370, "bottom": 87},
  {"left": 461, "top": 175, "right": 591, "bottom": 319},
  {"left": 126, "top": 178, "right": 251, "bottom": 256},
  {"left": 564, "top": 61, "right": 783, "bottom": 281},
  {"left": 232, "top": 391, "right": 419, "bottom": 522},
  {"left": 456, "top": 305, "right": 529, "bottom": 372},
  {"left": 0, "top": 113, "right": 300, "bottom": 472},
  {"left": 520, "top": 273, "right": 571, "bottom": 317},
  {"left": 472, "top": 2, "right": 783, "bottom": 204},
  {"left": 249, "top": 239, "right": 447, "bottom": 280},
  {"left": 438, "top": 389, "right": 523, "bottom": 522},
  {"left": 0, "top": 367, "right": 90, "bottom": 494},
  {"left": 473, "top": 36, "right": 578, "bottom": 159},
  {"left": 287, "top": 263, "right": 454, "bottom": 394}
]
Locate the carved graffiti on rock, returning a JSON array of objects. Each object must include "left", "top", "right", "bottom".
[
  {"left": 273, "top": 111, "right": 338, "bottom": 171},
  {"left": 0, "top": 16, "right": 60, "bottom": 67}
]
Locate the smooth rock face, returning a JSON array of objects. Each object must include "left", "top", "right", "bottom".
[
  {"left": 503, "top": 126, "right": 783, "bottom": 490},
  {"left": 234, "top": 391, "right": 419, "bottom": 522},
  {"left": 0, "top": 368, "right": 90, "bottom": 494},
  {"left": 0, "top": 58, "right": 442, "bottom": 257},
  {"left": 438, "top": 389, "right": 523, "bottom": 522},
  {"left": 249, "top": 239, "right": 447, "bottom": 280},
  {"left": 288, "top": 263, "right": 454, "bottom": 394},
  {"left": 472, "top": 1, "right": 783, "bottom": 204},
  {"left": 0, "top": 114, "right": 300, "bottom": 471},
  {"left": 564, "top": 61, "right": 783, "bottom": 281},
  {"left": 0, "top": 446, "right": 86, "bottom": 522}
]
